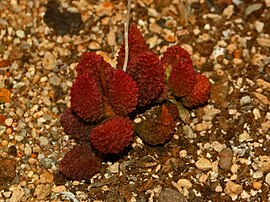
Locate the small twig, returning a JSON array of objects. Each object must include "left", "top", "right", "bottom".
[{"left": 122, "top": 0, "right": 131, "bottom": 72}]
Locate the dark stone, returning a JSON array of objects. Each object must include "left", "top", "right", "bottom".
[
  {"left": 43, "top": 0, "right": 84, "bottom": 35},
  {"left": 158, "top": 188, "right": 187, "bottom": 202},
  {"left": 8, "top": 145, "right": 17, "bottom": 156}
]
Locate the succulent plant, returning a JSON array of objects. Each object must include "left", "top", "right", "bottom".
[
  {"left": 106, "top": 70, "right": 139, "bottom": 115},
  {"left": 127, "top": 51, "right": 165, "bottom": 106},
  {"left": 70, "top": 72, "right": 104, "bottom": 122},
  {"left": 89, "top": 116, "right": 134, "bottom": 154},
  {"left": 59, "top": 144, "right": 101, "bottom": 180},
  {"left": 161, "top": 45, "right": 196, "bottom": 98},
  {"left": 181, "top": 73, "right": 211, "bottom": 108},
  {"left": 60, "top": 108, "right": 92, "bottom": 141},
  {"left": 116, "top": 23, "right": 149, "bottom": 70},
  {"left": 76, "top": 52, "right": 113, "bottom": 84},
  {"left": 161, "top": 45, "right": 192, "bottom": 69},
  {"left": 59, "top": 23, "right": 211, "bottom": 181}
]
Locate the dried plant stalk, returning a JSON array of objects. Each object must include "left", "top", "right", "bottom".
[
  {"left": 123, "top": 0, "right": 131, "bottom": 72},
  {"left": 178, "top": 0, "right": 191, "bottom": 27}
]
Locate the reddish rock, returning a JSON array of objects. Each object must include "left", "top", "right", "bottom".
[{"left": 0, "top": 158, "right": 16, "bottom": 184}]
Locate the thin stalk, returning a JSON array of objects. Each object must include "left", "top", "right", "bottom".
[{"left": 122, "top": 0, "right": 131, "bottom": 72}]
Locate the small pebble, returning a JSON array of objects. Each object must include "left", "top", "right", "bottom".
[
  {"left": 254, "top": 21, "right": 264, "bottom": 33},
  {"left": 149, "top": 22, "right": 161, "bottom": 33},
  {"left": 266, "top": 0, "right": 270, "bottom": 7},
  {"left": 195, "top": 157, "right": 212, "bottom": 171},
  {"left": 24, "top": 146, "right": 32, "bottom": 156},
  {"left": 0, "top": 125, "right": 6, "bottom": 135},
  {"left": 224, "top": 181, "right": 243, "bottom": 198},
  {"left": 253, "top": 171, "right": 263, "bottom": 179},
  {"left": 72, "top": 181, "right": 80, "bottom": 186},
  {"left": 240, "top": 190, "right": 250, "bottom": 199},
  {"left": 252, "top": 181, "right": 262, "bottom": 189},
  {"left": 3, "top": 191, "right": 11, "bottom": 198},
  {"left": 88, "top": 41, "right": 100, "bottom": 50},
  {"left": 258, "top": 156, "right": 270, "bottom": 173},
  {"left": 231, "top": 164, "right": 239, "bottom": 173},
  {"left": 15, "top": 30, "right": 25, "bottom": 38},
  {"left": 51, "top": 185, "right": 66, "bottom": 193},
  {"left": 96, "top": 2, "right": 113, "bottom": 17},
  {"left": 177, "top": 179, "right": 192, "bottom": 189},
  {"left": 42, "top": 52, "right": 56, "bottom": 70},
  {"left": 183, "top": 125, "right": 196, "bottom": 139},
  {"left": 265, "top": 172, "right": 270, "bottom": 185},
  {"left": 257, "top": 79, "right": 270, "bottom": 91},
  {"left": 108, "top": 162, "right": 119, "bottom": 174},
  {"left": 15, "top": 107, "right": 24, "bottom": 117},
  {"left": 215, "top": 184, "right": 223, "bottom": 192},
  {"left": 34, "top": 184, "right": 51, "bottom": 200},
  {"left": 195, "top": 122, "right": 211, "bottom": 132},
  {"left": 256, "top": 38, "right": 270, "bottom": 48},
  {"left": 146, "top": 36, "right": 158, "bottom": 49},
  {"left": 158, "top": 188, "right": 187, "bottom": 202},
  {"left": 49, "top": 73, "right": 61, "bottom": 86},
  {"left": 10, "top": 188, "right": 24, "bottom": 202},
  {"left": 39, "top": 136, "right": 49, "bottom": 146},
  {"left": 219, "top": 148, "right": 233, "bottom": 171},
  {"left": 253, "top": 108, "right": 261, "bottom": 120},
  {"left": 252, "top": 92, "right": 270, "bottom": 105},
  {"left": 42, "top": 96, "right": 51, "bottom": 106},
  {"left": 239, "top": 130, "right": 252, "bottom": 142},
  {"left": 222, "top": 5, "right": 234, "bottom": 18},
  {"left": 1, "top": 140, "right": 8, "bottom": 147},
  {"left": 40, "top": 172, "right": 54, "bottom": 184},
  {"left": 245, "top": 3, "right": 262, "bottom": 16},
  {"left": 240, "top": 96, "right": 251, "bottom": 106},
  {"left": 252, "top": 53, "right": 265, "bottom": 66},
  {"left": 211, "top": 141, "right": 225, "bottom": 152},
  {"left": 28, "top": 158, "right": 36, "bottom": 165},
  {"left": 5, "top": 118, "right": 13, "bottom": 126},
  {"left": 107, "top": 30, "right": 115, "bottom": 46},
  {"left": 179, "top": 150, "right": 187, "bottom": 158},
  {"left": 40, "top": 158, "right": 53, "bottom": 169}
]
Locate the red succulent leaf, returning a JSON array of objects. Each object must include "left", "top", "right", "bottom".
[
  {"left": 181, "top": 73, "right": 211, "bottom": 108},
  {"left": 128, "top": 51, "right": 165, "bottom": 106},
  {"left": 168, "top": 60, "right": 196, "bottom": 97},
  {"left": 59, "top": 144, "right": 102, "bottom": 180},
  {"left": 76, "top": 52, "right": 114, "bottom": 84},
  {"left": 60, "top": 108, "right": 92, "bottom": 141},
  {"left": 134, "top": 105, "right": 176, "bottom": 145},
  {"left": 161, "top": 45, "right": 192, "bottom": 69},
  {"left": 90, "top": 116, "right": 133, "bottom": 154},
  {"left": 70, "top": 72, "right": 104, "bottom": 122},
  {"left": 116, "top": 23, "right": 149, "bottom": 70},
  {"left": 165, "top": 102, "right": 180, "bottom": 120},
  {"left": 107, "top": 70, "right": 139, "bottom": 115}
]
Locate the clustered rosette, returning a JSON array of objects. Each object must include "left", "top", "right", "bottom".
[
  {"left": 59, "top": 23, "right": 211, "bottom": 180},
  {"left": 161, "top": 46, "right": 211, "bottom": 108}
]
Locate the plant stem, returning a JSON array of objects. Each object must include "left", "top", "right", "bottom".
[{"left": 123, "top": 0, "right": 131, "bottom": 72}]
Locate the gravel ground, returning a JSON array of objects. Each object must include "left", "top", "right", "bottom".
[{"left": 1, "top": 0, "right": 270, "bottom": 201}]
